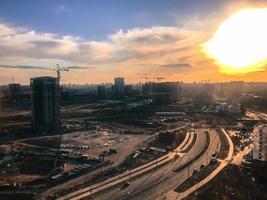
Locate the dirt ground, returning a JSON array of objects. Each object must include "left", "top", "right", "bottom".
[
  {"left": 187, "top": 164, "right": 267, "bottom": 200},
  {"left": 61, "top": 128, "right": 151, "bottom": 165}
]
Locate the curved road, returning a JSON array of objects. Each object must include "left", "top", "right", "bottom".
[
  {"left": 164, "top": 128, "right": 233, "bottom": 200},
  {"left": 90, "top": 129, "right": 220, "bottom": 200}
]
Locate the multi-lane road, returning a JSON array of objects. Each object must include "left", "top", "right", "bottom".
[
  {"left": 99, "top": 129, "right": 219, "bottom": 200},
  {"left": 57, "top": 128, "right": 221, "bottom": 200}
]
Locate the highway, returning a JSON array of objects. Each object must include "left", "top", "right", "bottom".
[
  {"left": 78, "top": 128, "right": 220, "bottom": 200},
  {"left": 164, "top": 128, "right": 233, "bottom": 200}
]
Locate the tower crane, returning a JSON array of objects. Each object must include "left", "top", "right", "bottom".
[
  {"left": 137, "top": 73, "right": 171, "bottom": 83},
  {"left": 156, "top": 77, "right": 165, "bottom": 83},
  {"left": 201, "top": 79, "right": 210, "bottom": 84},
  {"left": 50, "top": 64, "right": 69, "bottom": 176},
  {"left": 55, "top": 64, "right": 69, "bottom": 84}
]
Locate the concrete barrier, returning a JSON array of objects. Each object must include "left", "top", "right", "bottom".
[
  {"left": 176, "top": 132, "right": 190, "bottom": 152},
  {"left": 180, "top": 132, "right": 195, "bottom": 152}
]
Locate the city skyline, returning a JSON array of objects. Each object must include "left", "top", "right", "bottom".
[
  {"left": 1, "top": 0, "right": 267, "bottom": 84},
  {"left": 1, "top": 2, "right": 267, "bottom": 200}
]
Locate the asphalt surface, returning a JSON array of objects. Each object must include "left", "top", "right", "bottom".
[
  {"left": 165, "top": 128, "right": 232, "bottom": 200},
  {"left": 90, "top": 128, "right": 220, "bottom": 200}
]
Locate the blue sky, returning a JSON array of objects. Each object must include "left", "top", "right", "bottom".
[{"left": 0, "top": 0, "right": 228, "bottom": 40}]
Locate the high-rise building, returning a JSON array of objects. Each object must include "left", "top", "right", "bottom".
[
  {"left": 151, "top": 82, "right": 181, "bottom": 104},
  {"left": 8, "top": 83, "right": 21, "bottom": 101},
  {"left": 113, "top": 77, "right": 125, "bottom": 97},
  {"left": 142, "top": 82, "right": 153, "bottom": 97},
  {"left": 97, "top": 85, "right": 106, "bottom": 99},
  {"left": 31, "top": 76, "right": 60, "bottom": 133},
  {"left": 253, "top": 124, "right": 267, "bottom": 161},
  {"left": 194, "top": 83, "right": 215, "bottom": 105},
  {"left": 216, "top": 81, "right": 244, "bottom": 103},
  {"left": 125, "top": 85, "right": 133, "bottom": 96}
]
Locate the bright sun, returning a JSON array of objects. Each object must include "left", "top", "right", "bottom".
[{"left": 202, "top": 8, "right": 267, "bottom": 74}]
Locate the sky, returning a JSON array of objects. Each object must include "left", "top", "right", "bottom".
[{"left": 0, "top": 0, "right": 267, "bottom": 84}]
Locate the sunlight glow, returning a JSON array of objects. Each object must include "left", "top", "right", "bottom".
[{"left": 202, "top": 8, "right": 267, "bottom": 74}]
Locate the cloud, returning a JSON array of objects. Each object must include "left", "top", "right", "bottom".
[
  {"left": 0, "top": 64, "right": 47, "bottom": 70},
  {"left": 66, "top": 66, "right": 94, "bottom": 69},
  {"left": 159, "top": 63, "right": 192, "bottom": 68},
  {"left": 0, "top": 23, "right": 201, "bottom": 65},
  {"left": 110, "top": 27, "right": 188, "bottom": 45},
  {"left": 52, "top": 5, "right": 71, "bottom": 16},
  {"left": 0, "top": 22, "right": 207, "bottom": 84},
  {"left": 0, "top": 64, "right": 91, "bottom": 70}
]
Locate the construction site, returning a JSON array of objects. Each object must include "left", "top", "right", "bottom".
[
  {"left": 1, "top": 67, "right": 267, "bottom": 200},
  {"left": 0, "top": 98, "right": 190, "bottom": 199},
  {"left": 4, "top": 1, "right": 267, "bottom": 199}
]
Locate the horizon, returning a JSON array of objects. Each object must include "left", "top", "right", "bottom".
[
  {"left": 2, "top": 80, "right": 267, "bottom": 87},
  {"left": 2, "top": 2, "right": 267, "bottom": 199}
]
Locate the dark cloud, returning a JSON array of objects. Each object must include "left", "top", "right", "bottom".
[
  {"left": 0, "top": 64, "right": 47, "bottom": 70},
  {"left": 0, "top": 64, "right": 91, "bottom": 70},
  {"left": 130, "top": 33, "right": 184, "bottom": 44},
  {"left": 112, "top": 46, "right": 191, "bottom": 63},
  {"left": 159, "top": 63, "right": 192, "bottom": 68},
  {"left": 31, "top": 41, "right": 60, "bottom": 48},
  {"left": 66, "top": 66, "right": 94, "bottom": 69},
  {"left": 137, "top": 72, "right": 173, "bottom": 76},
  {"left": 178, "top": 55, "right": 192, "bottom": 62}
]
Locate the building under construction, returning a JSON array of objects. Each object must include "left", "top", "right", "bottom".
[
  {"left": 31, "top": 76, "right": 60, "bottom": 133},
  {"left": 151, "top": 82, "right": 181, "bottom": 105},
  {"left": 113, "top": 77, "right": 125, "bottom": 98},
  {"left": 253, "top": 124, "right": 267, "bottom": 161},
  {"left": 8, "top": 83, "right": 21, "bottom": 101},
  {"left": 97, "top": 85, "right": 106, "bottom": 99}
]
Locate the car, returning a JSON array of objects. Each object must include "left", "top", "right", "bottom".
[
  {"left": 192, "top": 168, "right": 198, "bottom": 175},
  {"left": 210, "top": 157, "right": 218, "bottom": 164},
  {"left": 212, "top": 152, "right": 218, "bottom": 157}
]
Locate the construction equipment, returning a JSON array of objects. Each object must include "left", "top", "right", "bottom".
[
  {"left": 156, "top": 77, "right": 165, "bottom": 83},
  {"left": 51, "top": 64, "right": 69, "bottom": 175},
  {"left": 201, "top": 79, "right": 210, "bottom": 84},
  {"left": 137, "top": 73, "right": 171, "bottom": 83},
  {"left": 138, "top": 76, "right": 154, "bottom": 83},
  {"left": 55, "top": 64, "right": 69, "bottom": 83}
]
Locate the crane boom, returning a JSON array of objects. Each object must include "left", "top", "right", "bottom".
[{"left": 56, "top": 64, "right": 69, "bottom": 83}]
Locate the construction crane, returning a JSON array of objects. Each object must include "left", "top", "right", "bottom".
[
  {"left": 138, "top": 76, "right": 154, "bottom": 83},
  {"left": 55, "top": 64, "right": 69, "bottom": 84},
  {"left": 201, "top": 79, "right": 210, "bottom": 84},
  {"left": 156, "top": 77, "right": 165, "bottom": 83},
  {"left": 137, "top": 73, "right": 171, "bottom": 83},
  {"left": 50, "top": 64, "right": 69, "bottom": 176}
]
